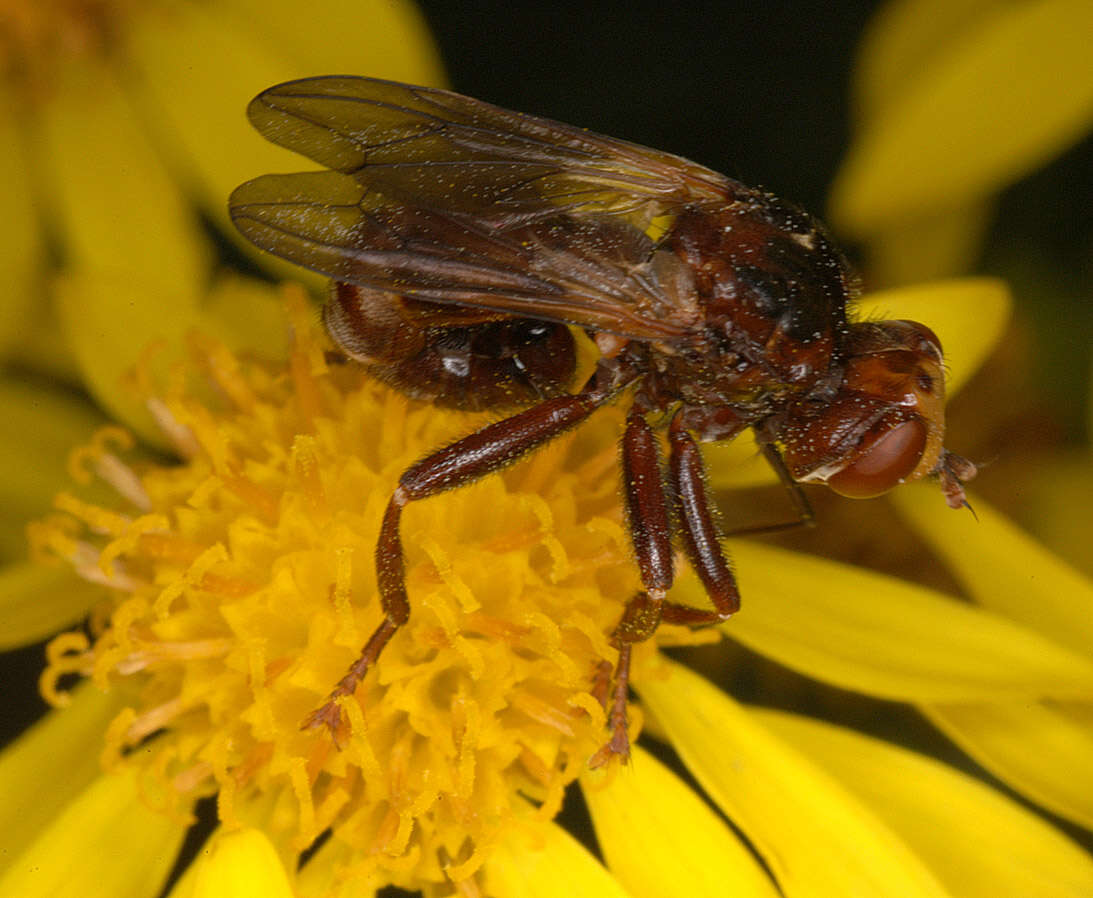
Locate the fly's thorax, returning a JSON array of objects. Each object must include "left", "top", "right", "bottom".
[{"left": 664, "top": 199, "right": 851, "bottom": 389}]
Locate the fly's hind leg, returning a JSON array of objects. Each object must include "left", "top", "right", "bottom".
[{"left": 303, "top": 389, "right": 606, "bottom": 744}]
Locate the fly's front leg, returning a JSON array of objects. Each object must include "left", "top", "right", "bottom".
[
  {"left": 304, "top": 391, "right": 605, "bottom": 744},
  {"left": 718, "top": 440, "right": 816, "bottom": 538},
  {"left": 591, "top": 410, "right": 674, "bottom": 766}
]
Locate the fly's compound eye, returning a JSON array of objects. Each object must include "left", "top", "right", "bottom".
[
  {"left": 826, "top": 419, "right": 927, "bottom": 499},
  {"left": 895, "top": 320, "right": 943, "bottom": 362}
]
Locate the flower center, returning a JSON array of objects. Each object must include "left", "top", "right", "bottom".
[{"left": 35, "top": 293, "right": 710, "bottom": 891}]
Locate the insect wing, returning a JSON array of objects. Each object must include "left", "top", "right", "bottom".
[
  {"left": 229, "top": 77, "right": 734, "bottom": 338},
  {"left": 240, "top": 76, "right": 730, "bottom": 222}
]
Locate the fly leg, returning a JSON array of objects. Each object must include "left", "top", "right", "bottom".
[
  {"left": 591, "top": 411, "right": 743, "bottom": 765},
  {"left": 591, "top": 410, "right": 674, "bottom": 766},
  {"left": 665, "top": 413, "right": 742, "bottom": 620},
  {"left": 721, "top": 441, "right": 816, "bottom": 538},
  {"left": 303, "top": 390, "right": 606, "bottom": 744}
]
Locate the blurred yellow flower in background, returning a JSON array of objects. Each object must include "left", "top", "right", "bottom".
[
  {"left": 829, "top": 0, "right": 1093, "bottom": 287},
  {"left": 0, "top": 0, "right": 443, "bottom": 401},
  {"left": 0, "top": 0, "right": 442, "bottom": 616},
  {"left": 825, "top": 0, "right": 1093, "bottom": 871},
  {"left": 2, "top": 1, "right": 1092, "bottom": 897}
]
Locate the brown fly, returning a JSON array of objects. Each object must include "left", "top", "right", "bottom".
[{"left": 229, "top": 76, "right": 976, "bottom": 762}]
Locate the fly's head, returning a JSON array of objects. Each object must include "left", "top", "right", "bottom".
[{"left": 778, "top": 320, "right": 977, "bottom": 508}]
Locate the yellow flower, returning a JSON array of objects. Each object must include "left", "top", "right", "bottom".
[
  {"left": 825, "top": 0, "right": 1093, "bottom": 846},
  {"left": 0, "top": 0, "right": 443, "bottom": 418},
  {"left": 1015, "top": 369, "right": 1093, "bottom": 579},
  {"left": 829, "top": 0, "right": 1093, "bottom": 287},
  {"left": 8, "top": 280, "right": 1093, "bottom": 897},
  {"left": 4, "top": 4, "right": 1093, "bottom": 898},
  {"left": 0, "top": 0, "right": 442, "bottom": 617}
]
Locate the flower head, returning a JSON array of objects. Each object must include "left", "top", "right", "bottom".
[
  {"left": 0, "top": 0, "right": 443, "bottom": 412},
  {"left": 30, "top": 290, "right": 705, "bottom": 890},
  {"left": 12, "top": 278, "right": 1093, "bottom": 898},
  {"left": 4, "top": 1, "right": 1093, "bottom": 896}
]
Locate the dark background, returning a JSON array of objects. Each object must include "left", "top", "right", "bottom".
[{"left": 418, "top": 1, "right": 875, "bottom": 217}]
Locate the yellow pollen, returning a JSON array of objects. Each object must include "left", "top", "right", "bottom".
[{"left": 36, "top": 288, "right": 714, "bottom": 894}]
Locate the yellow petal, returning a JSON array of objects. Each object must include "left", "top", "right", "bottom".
[
  {"left": 856, "top": 200, "right": 994, "bottom": 287},
  {"left": 191, "top": 829, "right": 295, "bottom": 898},
  {"left": 221, "top": 0, "right": 444, "bottom": 85},
  {"left": 0, "top": 685, "right": 123, "bottom": 879},
  {"left": 754, "top": 708, "right": 1093, "bottom": 898},
  {"left": 855, "top": 277, "right": 1011, "bottom": 396},
  {"left": 54, "top": 272, "right": 196, "bottom": 446},
  {"left": 1017, "top": 453, "right": 1093, "bottom": 579},
  {"left": 831, "top": 0, "right": 1093, "bottom": 235},
  {"left": 54, "top": 273, "right": 286, "bottom": 447},
  {"left": 484, "top": 821, "right": 634, "bottom": 898},
  {"left": 688, "top": 540, "right": 1093, "bottom": 701},
  {"left": 0, "top": 563, "right": 102, "bottom": 650},
  {"left": 125, "top": 0, "right": 442, "bottom": 255},
  {"left": 198, "top": 275, "right": 290, "bottom": 361},
  {"left": 639, "top": 658, "right": 951, "bottom": 898},
  {"left": 0, "top": 376, "right": 106, "bottom": 561},
  {"left": 848, "top": 3, "right": 1020, "bottom": 285},
  {"left": 893, "top": 488, "right": 1093, "bottom": 658},
  {"left": 34, "top": 57, "right": 209, "bottom": 288},
  {"left": 582, "top": 746, "right": 778, "bottom": 898},
  {"left": 905, "top": 453, "right": 1092, "bottom": 855},
  {"left": 0, "top": 767, "right": 186, "bottom": 897},
  {"left": 2, "top": 298, "right": 83, "bottom": 384},
  {"left": 703, "top": 430, "right": 779, "bottom": 490},
  {"left": 0, "top": 97, "right": 43, "bottom": 362},
  {"left": 853, "top": 0, "right": 1009, "bottom": 120},
  {"left": 923, "top": 700, "right": 1093, "bottom": 830}
]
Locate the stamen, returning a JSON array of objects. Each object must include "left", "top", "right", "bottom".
[
  {"left": 126, "top": 697, "right": 185, "bottom": 742},
  {"left": 94, "top": 452, "right": 152, "bottom": 510},
  {"left": 53, "top": 492, "right": 132, "bottom": 535},
  {"left": 172, "top": 761, "right": 214, "bottom": 795},
  {"left": 145, "top": 398, "right": 199, "bottom": 458}
]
